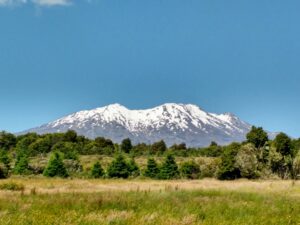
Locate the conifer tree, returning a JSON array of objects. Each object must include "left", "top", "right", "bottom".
[
  {"left": 43, "top": 152, "right": 68, "bottom": 178},
  {"left": 14, "top": 154, "right": 30, "bottom": 175},
  {"left": 159, "top": 154, "right": 179, "bottom": 179},
  {"left": 107, "top": 154, "right": 130, "bottom": 178},
  {"left": 127, "top": 158, "right": 140, "bottom": 177},
  {"left": 90, "top": 161, "right": 104, "bottom": 178},
  {"left": 144, "top": 158, "right": 160, "bottom": 179}
]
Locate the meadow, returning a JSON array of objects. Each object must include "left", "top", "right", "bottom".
[{"left": 0, "top": 178, "right": 299, "bottom": 225}]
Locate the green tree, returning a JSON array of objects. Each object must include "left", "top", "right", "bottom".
[
  {"left": 180, "top": 161, "right": 200, "bottom": 179},
  {"left": 15, "top": 134, "right": 38, "bottom": 156},
  {"left": 14, "top": 155, "right": 30, "bottom": 175},
  {"left": 90, "top": 161, "right": 105, "bottom": 178},
  {"left": 131, "top": 143, "right": 150, "bottom": 156},
  {"left": 63, "top": 130, "right": 78, "bottom": 142},
  {"left": 121, "top": 138, "right": 132, "bottom": 154},
  {"left": 107, "top": 154, "right": 130, "bottom": 178},
  {"left": 217, "top": 143, "right": 241, "bottom": 180},
  {"left": 52, "top": 142, "right": 79, "bottom": 160},
  {"left": 0, "top": 131, "right": 16, "bottom": 151},
  {"left": 0, "top": 149, "right": 10, "bottom": 178},
  {"left": 246, "top": 126, "right": 269, "bottom": 148},
  {"left": 210, "top": 141, "right": 218, "bottom": 147},
  {"left": 268, "top": 146, "right": 292, "bottom": 179},
  {"left": 127, "top": 158, "right": 140, "bottom": 177},
  {"left": 235, "top": 144, "right": 259, "bottom": 179},
  {"left": 151, "top": 140, "right": 167, "bottom": 155},
  {"left": 0, "top": 149, "right": 10, "bottom": 171},
  {"left": 95, "top": 137, "right": 114, "bottom": 149},
  {"left": 43, "top": 152, "right": 69, "bottom": 178},
  {"left": 28, "top": 138, "right": 52, "bottom": 156},
  {"left": 144, "top": 158, "right": 160, "bottom": 179},
  {"left": 159, "top": 154, "right": 179, "bottom": 179},
  {"left": 171, "top": 143, "right": 187, "bottom": 150},
  {"left": 274, "top": 133, "right": 292, "bottom": 156}
]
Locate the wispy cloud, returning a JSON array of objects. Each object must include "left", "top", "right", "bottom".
[
  {"left": 0, "top": 0, "right": 71, "bottom": 7},
  {"left": 32, "top": 0, "right": 71, "bottom": 7},
  {"left": 0, "top": 0, "right": 27, "bottom": 7}
]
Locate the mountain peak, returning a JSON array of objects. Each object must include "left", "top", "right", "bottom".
[{"left": 23, "top": 103, "right": 252, "bottom": 147}]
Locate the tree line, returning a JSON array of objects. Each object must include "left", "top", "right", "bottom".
[{"left": 0, "top": 127, "right": 300, "bottom": 180}]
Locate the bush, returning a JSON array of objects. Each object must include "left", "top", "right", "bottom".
[
  {"left": 159, "top": 154, "right": 179, "bottom": 179},
  {"left": 43, "top": 152, "right": 69, "bottom": 178},
  {"left": 90, "top": 161, "right": 105, "bottom": 178},
  {"left": 180, "top": 161, "right": 200, "bottom": 179},
  {"left": 144, "top": 158, "right": 160, "bottom": 179},
  {"left": 0, "top": 182, "right": 25, "bottom": 191},
  {"left": 107, "top": 154, "right": 130, "bottom": 178},
  {"left": 64, "top": 159, "right": 83, "bottom": 175},
  {"left": 198, "top": 158, "right": 221, "bottom": 178}
]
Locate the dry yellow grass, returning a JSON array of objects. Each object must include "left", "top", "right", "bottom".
[{"left": 0, "top": 178, "right": 299, "bottom": 196}]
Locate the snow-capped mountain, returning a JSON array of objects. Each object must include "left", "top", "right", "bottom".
[{"left": 23, "top": 103, "right": 254, "bottom": 147}]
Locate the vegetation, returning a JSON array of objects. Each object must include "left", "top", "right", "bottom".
[
  {"left": 0, "top": 181, "right": 24, "bottom": 191},
  {"left": 90, "top": 161, "right": 105, "bottom": 178},
  {"left": 0, "top": 127, "right": 299, "bottom": 180},
  {"left": 0, "top": 178, "right": 299, "bottom": 224},
  {"left": 144, "top": 158, "right": 160, "bottom": 178},
  {"left": 107, "top": 154, "right": 131, "bottom": 178},
  {"left": 180, "top": 161, "right": 201, "bottom": 179},
  {"left": 159, "top": 154, "right": 179, "bottom": 179},
  {"left": 43, "top": 152, "right": 69, "bottom": 178}
]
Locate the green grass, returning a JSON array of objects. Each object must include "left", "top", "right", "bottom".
[{"left": 0, "top": 179, "right": 299, "bottom": 224}]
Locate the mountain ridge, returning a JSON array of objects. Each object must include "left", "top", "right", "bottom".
[{"left": 22, "top": 103, "right": 269, "bottom": 147}]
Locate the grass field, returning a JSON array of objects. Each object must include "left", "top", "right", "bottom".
[{"left": 0, "top": 178, "right": 299, "bottom": 225}]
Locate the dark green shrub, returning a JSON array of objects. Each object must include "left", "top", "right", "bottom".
[
  {"left": 90, "top": 161, "right": 105, "bottom": 178},
  {"left": 127, "top": 158, "right": 140, "bottom": 177},
  {"left": 14, "top": 155, "right": 30, "bottom": 175},
  {"left": 159, "top": 154, "right": 179, "bottom": 179},
  {"left": 107, "top": 154, "right": 130, "bottom": 178},
  {"left": 180, "top": 161, "right": 200, "bottom": 179},
  {"left": 43, "top": 152, "right": 69, "bottom": 178},
  {"left": 144, "top": 158, "right": 160, "bottom": 179},
  {"left": 217, "top": 143, "right": 241, "bottom": 180}
]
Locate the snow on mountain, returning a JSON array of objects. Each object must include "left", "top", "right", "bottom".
[{"left": 23, "top": 103, "right": 253, "bottom": 147}]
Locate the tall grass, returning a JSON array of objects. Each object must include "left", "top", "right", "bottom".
[{"left": 0, "top": 179, "right": 299, "bottom": 224}]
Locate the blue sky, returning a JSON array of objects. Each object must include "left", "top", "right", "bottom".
[{"left": 0, "top": 1, "right": 300, "bottom": 137}]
